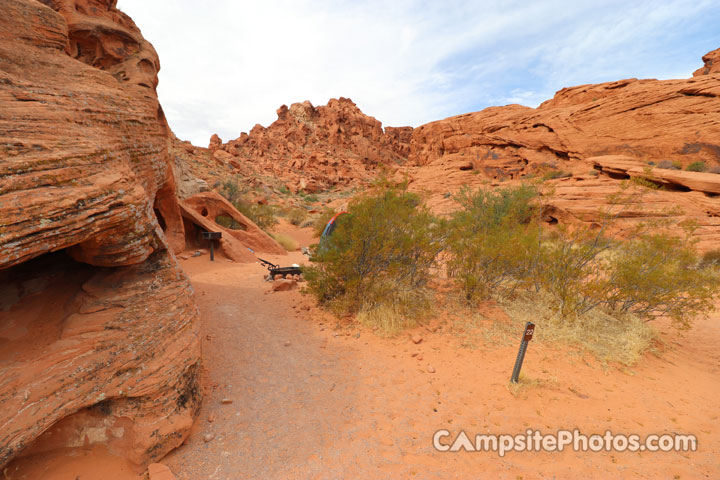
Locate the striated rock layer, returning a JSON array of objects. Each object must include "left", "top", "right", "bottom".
[
  {"left": 209, "top": 97, "right": 412, "bottom": 193},
  {"left": 405, "top": 51, "right": 720, "bottom": 251},
  {"left": 0, "top": 0, "right": 198, "bottom": 470}
]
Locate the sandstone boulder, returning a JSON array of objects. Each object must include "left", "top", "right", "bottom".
[{"left": 0, "top": 0, "right": 199, "bottom": 470}]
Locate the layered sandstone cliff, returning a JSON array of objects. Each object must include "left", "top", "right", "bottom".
[
  {"left": 0, "top": 0, "right": 198, "bottom": 469},
  {"left": 405, "top": 52, "right": 720, "bottom": 250}
]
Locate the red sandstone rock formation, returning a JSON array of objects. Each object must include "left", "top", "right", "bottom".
[
  {"left": 693, "top": 47, "right": 720, "bottom": 76},
  {"left": 409, "top": 75, "right": 720, "bottom": 178},
  {"left": 179, "top": 191, "right": 286, "bottom": 261},
  {"left": 210, "top": 98, "right": 412, "bottom": 193},
  {"left": 0, "top": 0, "right": 197, "bottom": 470},
  {"left": 405, "top": 50, "right": 720, "bottom": 250}
]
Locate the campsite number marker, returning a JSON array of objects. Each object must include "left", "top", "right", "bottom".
[{"left": 511, "top": 322, "right": 535, "bottom": 384}]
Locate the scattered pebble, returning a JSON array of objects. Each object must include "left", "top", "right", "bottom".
[
  {"left": 427, "top": 365, "right": 436, "bottom": 373},
  {"left": 221, "top": 398, "right": 233, "bottom": 404},
  {"left": 284, "top": 340, "right": 291, "bottom": 346},
  {"left": 411, "top": 334, "right": 423, "bottom": 344},
  {"left": 203, "top": 433, "right": 215, "bottom": 443}
]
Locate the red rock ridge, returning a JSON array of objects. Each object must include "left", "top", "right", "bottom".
[
  {"left": 405, "top": 50, "right": 720, "bottom": 250},
  {"left": 210, "top": 97, "right": 413, "bottom": 193}
]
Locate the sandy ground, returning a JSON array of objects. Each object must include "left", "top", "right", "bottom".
[
  {"left": 160, "top": 227, "right": 719, "bottom": 479},
  {"left": 6, "top": 225, "right": 719, "bottom": 479}
]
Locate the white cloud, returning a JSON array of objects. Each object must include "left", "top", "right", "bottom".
[{"left": 117, "top": 0, "right": 719, "bottom": 146}]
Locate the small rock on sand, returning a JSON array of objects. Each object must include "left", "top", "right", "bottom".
[
  {"left": 427, "top": 365, "right": 436, "bottom": 373},
  {"left": 411, "top": 334, "right": 423, "bottom": 344},
  {"left": 272, "top": 279, "right": 297, "bottom": 292},
  {"left": 221, "top": 398, "right": 233, "bottom": 404},
  {"left": 203, "top": 433, "right": 215, "bottom": 443}
]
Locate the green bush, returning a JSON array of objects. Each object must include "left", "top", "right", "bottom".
[
  {"left": 542, "top": 170, "right": 572, "bottom": 180},
  {"left": 446, "top": 185, "right": 542, "bottom": 301},
  {"left": 445, "top": 186, "right": 719, "bottom": 328},
  {"left": 700, "top": 249, "right": 720, "bottom": 268},
  {"left": 279, "top": 207, "right": 307, "bottom": 226},
  {"left": 599, "top": 234, "right": 717, "bottom": 327},
  {"left": 219, "top": 178, "right": 277, "bottom": 229},
  {"left": 656, "top": 160, "right": 681, "bottom": 170},
  {"left": 686, "top": 161, "right": 707, "bottom": 172},
  {"left": 304, "top": 188, "right": 444, "bottom": 332}
]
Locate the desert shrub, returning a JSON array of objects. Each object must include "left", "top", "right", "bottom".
[
  {"left": 598, "top": 234, "right": 717, "bottom": 328},
  {"left": 700, "top": 249, "right": 720, "bottom": 268},
  {"left": 299, "top": 192, "right": 320, "bottom": 203},
  {"left": 446, "top": 186, "right": 719, "bottom": 328},
  {"left": 304, "top": 188, "right": 444, "bottom": 332},
  {"left": 280, "top": 207, "right": 307, "bottom": 226},
  {"left": 656, "top": 160, "right": 681, "bottom": 170},
  {"left": 271, "top": 232, "right": 299, "bottom": 251},
  {"left": 686, "top": 161, "right": 707, "bottom": 172},
  {"left": 446, "top": 185, "right": 542, "bottom": 301},
  {"left": 588, "top": 169, "right": 600, "bottom": 176},
  {"left": 542, "top": 170, "right": 572, "bottom": 180},
  {"left": 219, "top": 178, "right": 277, "bottom": 229},
  {"left": 215, "top": 214, "right": 244, "bottom": 230},
  {"left": 630, "top": 176, "right": 662, "bottom": 190}
]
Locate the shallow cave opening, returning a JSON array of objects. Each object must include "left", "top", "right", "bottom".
[
  {"left": 604, "top": 170, "right": 630, "bottom": 180},
  {"left": 153, "top": 208, "right": 167, "bottom": 231},
  {"left": 0, "top": 250, "right": 95, "bottom": 366},
  {"left": 660, "top": 182, "right": 692, "bottom": 193}
]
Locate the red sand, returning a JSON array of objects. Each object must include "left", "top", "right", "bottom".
[
  {"left": 8, "top": 226, "right": 719, "bottom": 479},
  {"left": 162, "top": 229, "right": 719, "bottom": 478}
]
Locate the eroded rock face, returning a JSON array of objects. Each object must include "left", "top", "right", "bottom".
[
  {"left": 405, "top": 51, "right": 720, "bottom": 251},
  {"left": 409, "top": 74, "right": 720, "bottom": 178},
  {"left": 179, "top": 191, "right": 286, "bottom": 262},
  {"left": 0, "top": 0, "right": 198, "bottom": 470},
  {"left": 693, "top": 47, "right": 720, "bottom": 76},
  {"left": 210, "top": 97, "right": 412, "bottom": 193}
]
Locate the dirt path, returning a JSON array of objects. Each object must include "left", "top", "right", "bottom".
[{"left": 163, "top": 241, "right": 720, "bottom": 479}]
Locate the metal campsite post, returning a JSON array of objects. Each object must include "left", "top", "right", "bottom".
[
  {"left": 510, "top": 322, "right": 535, "bottom": 383},
  {"left": 201, "top": 231, "right": 222, "bottom": 261}
]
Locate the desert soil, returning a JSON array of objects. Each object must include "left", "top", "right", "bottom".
[
  {"left": 8, "top": 225, "right": 719, "bottom": 479},
  {"left": 161, "top": 226, "right": 720, "bottom": 480}
]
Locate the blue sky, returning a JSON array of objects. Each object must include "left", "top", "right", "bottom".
[{"left": 117, "top": 0, "right": 720, "bottom": 146}]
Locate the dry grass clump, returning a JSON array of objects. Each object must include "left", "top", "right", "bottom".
[{"left": 271, "top": 232, "right": 299, "bottom": 251}]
